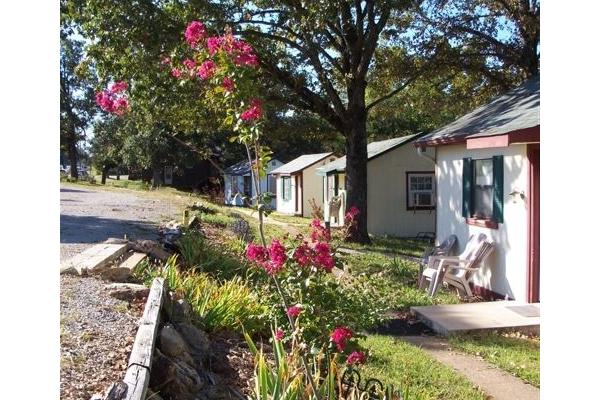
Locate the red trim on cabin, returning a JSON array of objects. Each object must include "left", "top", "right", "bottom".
[
  {"left": 470, "top": 283, "right": 512, "bottom": 300},
  {"left": 416, "top": 125, "right": 540, "bottom": 148},
  {"left": 467, "top": 135, "right": 510, "bottom": 149},
  {"left": 527, "top": 144, "right": 540, "bottom": 303},
  {"left": 466, "top": 217, "right": 498, "bottom": 229}
]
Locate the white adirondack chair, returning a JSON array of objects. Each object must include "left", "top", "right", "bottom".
[{"left": 421, "top": 233, "right": 494, "bottom": 297}]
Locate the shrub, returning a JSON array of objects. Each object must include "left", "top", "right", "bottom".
[
  {"left": 135, "top": 255, "right": 268, "bottom": 333},
  {"left": 230, "top": 217, "right": 254, "bottom": 242}
]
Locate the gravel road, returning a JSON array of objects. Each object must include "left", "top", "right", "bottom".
[{"left": 60, "top": 185, "right": 182, "bottom": 261}]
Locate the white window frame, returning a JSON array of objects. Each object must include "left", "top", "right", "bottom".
[{"left": 406, "top": 172, "right": 435, "bottom": 210}]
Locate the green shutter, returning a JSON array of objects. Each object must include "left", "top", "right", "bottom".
[
  {"left": 493, "top": 155, "right": 504, "bottom": 223},
  {"left": 334, "top": 174, "right": 339, "bottom": 196},
  {"left": 462, "top": 157, "right": 473, "bottom": 218}
]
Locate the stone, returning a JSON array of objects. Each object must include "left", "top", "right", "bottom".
[
  {"left": 151, "top": 348, "right": 205, "bottom": 400},
  {"left": 165, "top": 298, "right": 192, "bottom": 324},
  {"left": 174, "top": 322, "right": 211, "bottom": 362},
  {"left": 197, "top": 385, "right": 233, "bottom": 400},
  {"left": 159, "top": 324, "right": 189, "bottom": 359},
  {"left": 105, "top": 283, "right": 150, "bottom": 301},
  {"left": 100, "top": 267, "right": 132, "bottom": 282},
  {"left": 104, "top": 237, "right": 130, "bottom": 245}
]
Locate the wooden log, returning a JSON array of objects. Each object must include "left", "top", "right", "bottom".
[
  {"left": 60, "top": 243, "right": 129, "bottom": 275},
  {"left": 122, "top": 277, "right": 165, "bottom": 400}
]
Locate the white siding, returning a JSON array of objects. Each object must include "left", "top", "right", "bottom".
[{"left": 435, "top": 143, "right": 529, "bottom": 301}]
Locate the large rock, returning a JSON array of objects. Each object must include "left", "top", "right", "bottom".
[
  {"left": 105, "top": 283, "right": 149, "bottom": 301},
  {"left": 174, "top": 322, "right": 211, "bottom": 363},
  {"left": 159, "top": 324, "right": 196, "bottom": 367},
  {"left": 164, "top": 297, "right": 191, "bottom": 324},
  {"left": 151, "top": 348, "right": 205, "bottom": 400},
  {"left": 100, "top": 267, "right": 132, "bottom": 283}
]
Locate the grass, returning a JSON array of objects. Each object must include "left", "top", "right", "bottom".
[
  {"left": 340, "top": 251, "right": 459, "bottom": 311},
  {"left": 359, "top": 335, "right": 486, "bottom": 400},
  {"left": 343, "top": 235, "right": 432, "bottom": 258},
  {"left": 449, "top": 332, "right": 540, "bottom": 387}
]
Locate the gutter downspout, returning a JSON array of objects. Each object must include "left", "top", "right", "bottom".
[{"left": 417, "top": 145, "right": 438, "bottom": 243}]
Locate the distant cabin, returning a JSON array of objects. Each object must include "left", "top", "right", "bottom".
[
  {"left": 316, "top": 134, "right": 436, "bottom": 237},
  {"left": 414, "top": 76, "right": 540, "bottom": 302},
  {"left": 271, "top": 153, "right": 337, "bottom": 217},
  {"left": 223, "top": 158, "right": 283, "bottom": 208}
]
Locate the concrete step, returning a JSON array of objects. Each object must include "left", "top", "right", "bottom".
[{"left": 119, "top": 252, "right": 147, "bottom": 271}]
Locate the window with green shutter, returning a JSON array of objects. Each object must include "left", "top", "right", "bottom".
[{"left": 462, "top": 155, "right": 504, "bottom": 226}]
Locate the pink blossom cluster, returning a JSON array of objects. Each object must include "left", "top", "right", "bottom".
[
  {"left": 197, "top": 60, "right": 217, "bottom": 80},
  {"left": 292, "top": 240, "right": 334, "bottom": 272},
  {"left": 171, "top": 68, "right": 182, "bottom": 78},
  {"left": 330, "top": 326, "right": 353, "bottom": 352},
  {"left": 346, "top": 351, "right": 366, "bottom": 365},
  {"left": 275, "top": 328, "right": 285, "bottom": 341},
  {"left": 310, "top": 219, "right": 331, "bottom": 243},
  {"left": 286, "top": 305, "right": 302, "bottom": 318},
  {"left": 345, "top": 206, "right": 360, "bottom": 224},
  {"left": 95, "top": 81, "right": 129, "bottom": 116},
  {"left": 185, "top": 21, "right": 206, "bottom": 47},
  {"left": 183, "top": 58, "right": 196, "bottom": 70},
  {"left": 246, "top": 240, "right": 287, "bottom": 275},
  {"left": 240, "top": 99, "right": 263, "bottom": 121},
  {"left": 222, "top": 77, "right": 235, "bottom": 92},
  {"left": 204, "top": 33, "right": 259, "bottom": 67}
]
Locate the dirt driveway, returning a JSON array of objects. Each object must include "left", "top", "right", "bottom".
[{"left": 60, "top": 185, "right": 183, "bottom": 261}]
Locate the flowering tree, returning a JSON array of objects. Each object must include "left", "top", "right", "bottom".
[{"left": 96, "top": 20, "right": 375, "bottom": 398}]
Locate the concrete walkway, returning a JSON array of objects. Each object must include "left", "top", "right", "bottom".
[{"left": 402, "top": 336, "right": 539, "bottom": 400}]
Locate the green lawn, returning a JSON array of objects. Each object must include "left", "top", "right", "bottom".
[
  {"left": 343, "top": 235, "right": 432, "bottom": 258},
  {"left": 359, "top": 335, "right": 486, "bottom": 400},
  {"left": 449, "top": 332, "right": 540, "bottom": 387}
]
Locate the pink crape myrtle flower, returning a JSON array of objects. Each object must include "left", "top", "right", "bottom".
[
  {"left": 286, "top": 305, "right": 302, "bottom": 318},
  {"left": 246, "top": 243, "right": 268, "bottom": 265},
  {"left": 185, "top": 21, "right": 206, "bottom": 47},
  {"left": 112, "top": 97, "right": 129, "bottom": 116},
  {"left": 275, "top": 328, "right": 285, "bottom": 341},
  {"left": 197, "top": 60, "right": 217, "bottom": 80},
  {"left": 314, "top": 242, "right": 334, "bottom": 272},
  {"left": 182, "top": 58, "right": 196, "bottom": 70},
  {"left": 265, "top": 240, "right": 286, "bottom": 275},
  {"left": 234, "top": 52, "right": 259, "bottom": 67},
  {"left": 330, "top": 326, "right": 353, "bottom": 352},
  {"left": 347, "top": 351, "right": 366, "bottom": 365},
  {"left": 109, "top": 81, "right": 128, "bottom": 93},
  {"left": 161, "top": 56, "right": 171, "bottom": 65},
  {"left": 310, "top": 219, "right": 331, "bottom": 243},
  {"left": 222, "top": 77, "right": 235, "bottom": 92},
  {"left": 206, "top": 36, "right": 222, "bottom": 55},
  {"left": 293, "top": 242, "right": 314, "bottom": 267},
  {"left": 345, "top": 206, "right": 360, "bottom": 223},
  {"left": 171, "top": 68, "right": 182, "bottom": 78},
  {"left": 240, "top": 98, "right": 263, "bottom": 121}
]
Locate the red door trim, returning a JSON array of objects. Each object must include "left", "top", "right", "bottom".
[{"left": 526, "top": 144, "right": 540, "bottom": 302}]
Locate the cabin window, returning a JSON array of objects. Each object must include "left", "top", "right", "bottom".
[
  {"left": 281, "top": 176, "right": 292, "bottom": 200},
  {"left": 406, "top": 172, "right": 435, "bottom": 210},
  {"left": 462, "top": 156, "right": 504, "bottom": 228},
  {"left": 267, "top": 174, "right": 276, "bottom": 196}
]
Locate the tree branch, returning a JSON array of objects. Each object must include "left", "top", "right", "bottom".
[{"left": 366, "top": 73, "right": 421, "bottom": 111}]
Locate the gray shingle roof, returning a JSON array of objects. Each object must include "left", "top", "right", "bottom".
[
  {"left": 415, "top": 76, "right": 539, "bottom": 145},
  {"left": 224, "top": 159, "right": 281, "bottom": 176},
  {"left": 271, "top": 153, "right": 333, "bottom": 175},
  {"left": 315, "top": 134, "right": 420, "bottom": 175}
]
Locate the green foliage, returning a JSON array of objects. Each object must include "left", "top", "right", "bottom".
[
  {"left": 135, "top": 255, "right": 268, "bottom": 333},
  {"left": 176, "top": 230, "right": 245, "bottom": 279},
  {"left": 449, "top": 333, "right": 540, "bottom": 387}
]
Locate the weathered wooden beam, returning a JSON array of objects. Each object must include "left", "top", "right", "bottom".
[
  {"left": 121, "top": 277, "right": 165, "bottom": 400},
  {"left": 60, "top": 243, "right": 129, "bottom": 275}
]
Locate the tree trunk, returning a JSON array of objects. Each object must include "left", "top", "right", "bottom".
[
  {"left": 152, "top": 167, "right": 163, "bottom": 188},
  {"left": 101, "top": 166, "right": 108, "bottom": 185},
  {"left": 344, "top": 108, "right": 371, "bottom": 244},
  {"left": 68, "top": 130, "right": 79, "bottom": 179}
]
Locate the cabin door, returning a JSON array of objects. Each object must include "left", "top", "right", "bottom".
[{"left": 527, "top": 144, "right": 540, "bottom": 303}]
